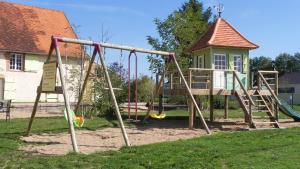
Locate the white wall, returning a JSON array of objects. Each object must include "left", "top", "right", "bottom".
[{"left": 0, "top": 52, "right": 83, "bottom": 103}]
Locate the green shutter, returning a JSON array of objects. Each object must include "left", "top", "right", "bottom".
[
  {"left": 228, "top": 54, "right": 234, "bottom": 70},
  {"left": 243, "top": 55, "right": 248, "bottom": 73}
]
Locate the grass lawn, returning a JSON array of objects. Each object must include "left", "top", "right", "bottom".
[
  {"left": 0, "top": 114, "right": 300, "bottom": 168},
  {"left": 137, "top": 107, "right": 292, "bottom": 120}
]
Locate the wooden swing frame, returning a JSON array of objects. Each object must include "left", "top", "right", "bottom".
[{"left": 26, "top": 36, "right": 211, "bottom": 153}]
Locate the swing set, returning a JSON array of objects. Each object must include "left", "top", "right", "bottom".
[{"left": 25, "top": 36, "right": 211, "bottom": 153}]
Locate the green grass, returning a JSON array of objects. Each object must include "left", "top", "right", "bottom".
[
  {"left": 0, "top": 117, "right": 300, "bottom": 168},
  {"left": 0, "top": 107, "right": 300, "bottom": 168},
  {"left": 137, "top": 107, "right": 292, "bottom": 120}
]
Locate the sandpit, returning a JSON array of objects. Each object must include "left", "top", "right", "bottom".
[{"left": 20, "top": 119, "right": 300, "bottom": 155}]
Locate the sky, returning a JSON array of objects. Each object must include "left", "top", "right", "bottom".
[{"left": 6, "top": 0, "right": 300, "bottom": 76}]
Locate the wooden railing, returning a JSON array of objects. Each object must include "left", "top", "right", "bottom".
[
  {"left": 257, "top": 71, "right": 280, "bottom": 104},
  {"left": 161, "top": 68, "right": 255, "bottom": 106}
]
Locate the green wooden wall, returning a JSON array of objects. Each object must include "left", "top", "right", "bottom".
[{"left": 191, "top": 47, "right": 250, "bottom": 89}]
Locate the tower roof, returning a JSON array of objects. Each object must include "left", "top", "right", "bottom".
[{"left": 187, "top": 18, "right": 259, "bottom": 52}]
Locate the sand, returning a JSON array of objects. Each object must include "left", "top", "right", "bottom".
[{"left": 17, "top": 117, "right": 300, "bottom": 156}]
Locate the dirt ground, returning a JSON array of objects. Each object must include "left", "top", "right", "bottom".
[{"left": 20, "top": 118, "right": 300, "bottom": 156}]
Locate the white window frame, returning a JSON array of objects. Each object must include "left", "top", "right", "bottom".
[
  {"left": 10, "top": 53, "right": 24, "bottom": 71},
  {"left": 233, "top": 55, "right": 243, "bottom": 72},
  {"left": 214, "top": 53, "right": 227, "bottom": 70}
]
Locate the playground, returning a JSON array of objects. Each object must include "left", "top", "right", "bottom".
[{"left": 2, "top": 1, "right": 300, "bottom": 168}]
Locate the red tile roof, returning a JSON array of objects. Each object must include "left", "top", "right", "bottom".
[
  {"left": 0, "top": 2, "right": 81, "bottom": 57},
  {"left": 187, "top": 18, "right": 259, "bottom": 52}
]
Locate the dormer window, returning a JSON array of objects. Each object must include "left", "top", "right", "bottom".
[{"left": 10, "top": 53, "right": 24, "bottom": 71}]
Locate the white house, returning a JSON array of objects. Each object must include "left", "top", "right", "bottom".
[{"left": 0, "top": 2, "right": 84, "bottom": 103}]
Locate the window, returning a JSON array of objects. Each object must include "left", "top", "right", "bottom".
[
  {"left": 10, "top": 53, "right": 24, "bottom": 71},
  {"left": 214, "top": 54, "right": 227, "bottom": 70},
  {"left": 198, "top": 56, "right": 204, "bottom": 68},
  {"left": 233, "top": 55, "right": 242, "bottom": 72}
]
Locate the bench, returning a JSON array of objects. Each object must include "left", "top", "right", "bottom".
[{"left": 0, "top": 100, "right": 12, "bottom": 122}]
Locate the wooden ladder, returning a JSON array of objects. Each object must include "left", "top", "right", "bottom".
[{"left": 248, "top": 90, "right": 280, "bottom": 129}]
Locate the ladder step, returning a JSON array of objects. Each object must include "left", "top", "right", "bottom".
[
  {"left": 254, "top": 121, "right": 277, "bottom": 124},
  {"left": 256, "top": 105, "right": 266, "bottom": 107},
  {"left": 251, "top": 110, "right": 270, "bottom": 113},
  {"left": 252, "top": 116, "right": 272, "bottom": 119},
  {"left": 254, "top": 100, "right": 264, "bottom": 102}
]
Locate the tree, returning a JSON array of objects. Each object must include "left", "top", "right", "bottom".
[
  {"left": 250, "top": 56, "right": 273, "bottom": 72},
  {"left": 92, "top": 62, "right": 127, "bottom": 117},
  {"left": 274, "top": 53, "right": 298, "bottom": 75},
  {"left": 147, "top": 0, "right": 213, "bottom": 73}
]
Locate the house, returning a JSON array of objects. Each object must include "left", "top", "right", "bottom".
[
  {"left": 0, "top": 2, "right": 83, "bottom": 103},
  {"left": 278, "top": 72, "right": 300, "bottom": 104},
  {"left": 187, "top": 18, "right": 258, "bottom": 89}
]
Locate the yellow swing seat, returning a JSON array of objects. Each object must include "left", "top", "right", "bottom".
[{"left": 149, "top": 112, "right": 166, "bottom": 119}]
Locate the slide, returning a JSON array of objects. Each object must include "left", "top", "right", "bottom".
[{"left": 278, "top": 98, "right": 300, "bottom": 121}]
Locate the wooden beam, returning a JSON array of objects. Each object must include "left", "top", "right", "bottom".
[
  {"left": 37, "top": 86, "right": 63, "bottom": 94},
  {"left": 224, "top": 95, "right": 228, "bottom": 119},
  {"left": 26, "top": 41, "right": 55, "bottom": 136},
  {"left": 258, "top": 72, "right": 281, "bottom": 104},
  {"left": 55, "top": 40, "right": 79, "bottom": 153},
  {"left": 97, "top": 45, "right": 131, "bottom": 146},
  {"left": 74, "top": 47, "right": 97, "bottom": 114},
  {"left": 189, "top": 98, "right": 194, "bottom": 129},
  {"left": 172, "top": 55, "right": 211, "bottom": 134},
  {"left": 210, "top": 70, "right": 214, "bottom": 122}
]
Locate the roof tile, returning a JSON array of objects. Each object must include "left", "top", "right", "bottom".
[
  {"left": 187, "top": 18, "right": 259, "bottom": 52},
  {"left": 0, "top": 2, "right": 81, "bottom": 57}
]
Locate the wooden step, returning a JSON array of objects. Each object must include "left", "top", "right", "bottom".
[
  {"left": 254, "top": 121, "right": 277, "bottom": 124},
  {"left": 252, "top": 116, "right": 273, "bottom": 119},
  {"left": 251, "top": 110, "right": 270, "bottom": 113}
]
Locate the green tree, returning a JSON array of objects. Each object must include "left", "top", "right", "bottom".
[
  {"left": 250, "top": 56, "right": 273, "bottom": 71},
  {"left": 147, "top": 0, "right": 213, "bottom": 73},
  {"left": 92, "top": 62, "right": 127, "bottom": 117},
  {"left": 274, "top": 53, "right": 296, "bottom": 75}
]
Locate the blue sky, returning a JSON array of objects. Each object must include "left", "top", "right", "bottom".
[{"left": 7, "top": 0, "right": 300, "bottom": 76}]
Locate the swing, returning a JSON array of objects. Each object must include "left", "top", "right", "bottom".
[
  {"left": 149, "top": 67, "right": 166, "bottom": 119},
  {"left": 63, "top": 42, "right": 85, "bottom": 127},
  {"left": 127, "top": 50, "right": 139, "bottom": 122}
]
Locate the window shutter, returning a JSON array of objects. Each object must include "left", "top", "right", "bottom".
[
  {"left": 243, "top": 55, "right": 248, "bottom": 73},
  {"left": 228, "top": 54, "right": 234, "bottom": 70}
]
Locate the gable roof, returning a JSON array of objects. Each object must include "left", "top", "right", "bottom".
[
  {"left": 0, "top": 2, "right": 81, "bottom": 57},
  {"left": 187, "top": 18, "right": 259, "bottom": 52}
]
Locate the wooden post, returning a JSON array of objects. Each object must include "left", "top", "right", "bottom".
[
  {"left": 74, "top": 47, "right": 97, "bottom": 114},
  {"left": 210, "top": 70, "right": 214, "bottom": 122},
  {"left": 55, "top": 40, "right": 79, "bottom": 153},
  {"left": 248, "top": 99, "right": 252, "bottom": 124},
  {"left": 275, "top": 72, "right": 279, "bottom": 121},
  {"left": 170, "top": 73, "right": 173, "bottom": 90},
  {"left": 224, "top": 95, "right": 228, "bottom": 119},
  {"left": 188, "top": 70, "right": 194, "bottom": 129},
  {"left": 97, "top": 45, "right": 130, "bottom": 146},
  {"left": 158, "top": 94, "right": 163, "bottom": 114},
  {"left": 26, "top": 42, "right": 55, "bottom": 136},
  {"left": 172, "top": 54, "right": 211, "bottom": 134},
  {"left": 189, "top": 98, "right": 194, "bottom": 129}
]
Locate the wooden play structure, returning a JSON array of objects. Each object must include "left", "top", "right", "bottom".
[
  {"left": 25, "top": 36, "right": 211, "bottom": 153},
  {"left": 151, "top": 17, "right": 283, "bottom": 130}
]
